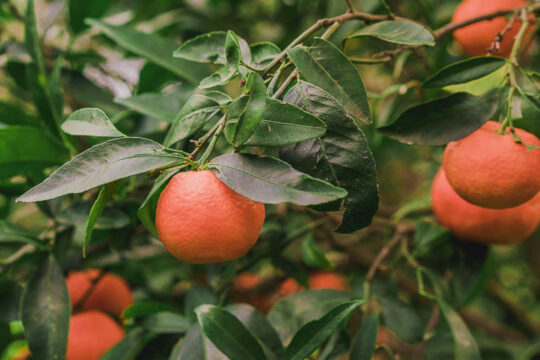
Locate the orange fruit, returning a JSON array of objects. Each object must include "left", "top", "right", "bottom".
[
  {"left": 66, "top": 269, "right": 133, "bottom": 317},
  {"left": 278, "top": 272, "right": 349, "bottom": 296},
  {"left": 309, "top": 272, "right": 349, "bottom": 291},
  {"left": 66, "top": 311, "right": 124, "bottom": 360},
  {"left": 443, "top": 121, "right": 540, "bottom": 209},
  {"left": 155, "top": 170, "right": 265, "bottom": 264},
  {"left": 232, "top": 273, "right": 276, "bottom": 313},
  {"left": 431, "top": 168, "right": 540, "bottom": 245},
  {"left": 452, "top": 0, "right": 535, "bottom": 57}
]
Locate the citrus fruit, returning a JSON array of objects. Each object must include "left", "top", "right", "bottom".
[
  {"left": 232, "top": 273, "right": 276, "bottom": 313},
  {"left": 443, "top": 121, "right": 540, "bottom": 209},
  {"left": 278, "top": 272, "right": 349, "bottom": 296},
  {"left": 431, "top": 168, "right": 540, "bottom": 245},
  {"left": 452, "top": 0, "right": 535, "bottom": 57},
  {"left": 155, "top": 170, "right": 265, "bottom": 264},
  {"left": 66, "top": 269, "right": 133, "bottom": 317},
  {"left": 66, "top": 311, "right": 124, "bottom": 360}
]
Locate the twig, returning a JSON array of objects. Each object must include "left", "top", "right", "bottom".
[
  {"left": 365, "top": 227, "right": 405, "bottom": 283},
  {"left": 272, "top": 69, "right": 298, "bottom": 99},
  {"left": 487, "top": 10, "right": 520, "bottom": 55},
  {"left": 344, "top": 0, "right": 354, "bottom": 13},
  {"left": 189, "top": 114, "right": 225, "bottom": 160}
]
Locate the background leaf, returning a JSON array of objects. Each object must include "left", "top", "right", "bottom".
[
  {"left": 349, "top": 312, "right": 379, "bottom": 360},
  {"left": 174, "top": 31, "right": 227, "bottom": 63},
  {"left": 69, "top": 0, "right": 109, "bottom": 34},
  {"left": 347, "top": 21, "right": 435, "bottom": 46},
  {"left": 424, "top": 57, "right": 507, "bottom": 88},
  {"left": 62, "top": 108, "right": 124, "bottom": 137}
]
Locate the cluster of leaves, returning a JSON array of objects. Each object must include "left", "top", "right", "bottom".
[{"left": 1, "top": 0, "right": 540, "bottom": 359}]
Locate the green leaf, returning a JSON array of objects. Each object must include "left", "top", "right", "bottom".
[
  {"left": 287, "top": 38, "right": 371, "bottom": 125},
  {"left": 245, "top": 98, "right": 326, "bottom": 146},
  {"left": 349, "top": 312, "right": 379, "bottom": 360},
  {"left": 516, "top": 93, "right": 540, "bottom": 138},
  {"left": 208, "top": 153, "right": 347, "bottom": 206},
  {"left": 0, "top": 221, "right": 45, "bottom": 248},
  {"left": 284, "top": 300, "right": 363, "bottom": 360},
  {"left": 116, "top": 86, "right": 195, "bottom": 123},
  {"left": 423, "top": 57, "right": 507, "bottom": 88},
  {"left": 185, "top": 286, "right": 218, "bottom": 323},
  {"left": 101, "top": 328, "right": 155, "bottom": 360},
  {"left": 175, "top": 324, "right": 215, "bottom": 360},
  {"left": 301, "top": 234, "right": 333, "bottom": 270},
  {"left": 83, "top": 180, "right": 121, "bottom": 257},
  {"left": 199, "top": 30, "right": 241, "bottom": 89},
  {"left": 142, "top": 312, "right": 191, "bottom": 334},
  {"left": 224, "top": 72, "right": 267, "bottom": 147},
  {"left": 0, "top": 126, "right": 68, "bottom": 179},
  {"left": 249, "top": 42, "right": 281, "bottom": 70},
  {"left": 24, "top": 0, "right": 45, "bottom": 76},
  {"left": 137, "top": 168, "right": 179, "bottom": 236},
  {"left": 378, "top": 91, "right": 499, "bottom": 145},
  {"left": 0, "top": 100, "right": 39, "bottom": 127},
  {"left": 173, "top": 31, "right": 227, "bottom": 63},
  {"left": 280, "top": 81, "right": 379, "bottom": 232},
  {"left": 86, "top": 19, "right": 209, "bottom": 84},
  {"left": 122, "top": 301, "right": 176, "bottom": 318},
  {"left": 437, "top": 300, "right": 481, "bottom": 360},
  {"left": 68, "top": 0, "right": 109, "bottom": 34},
  {"left": 413, "top": 219, "right": 452, "bottom": 258},
  {"left": 22, "top": 254, "right": 70, "bottom": 360},
  {"left": 62, "top": 108, "right": 125, "bottom": 137},
  {"left": 57, "top": 200, "right": 129, "bottom": 229},
  {"left": 347, "top": 21, "right": 435, "bottom": 46},
  {"left": 17, "top": 137, "right": 184, "bottom": 202},
  {"left": 164, "top": 94, "right": 221, "bottom": 147},
  {"left": 268, "top": 290, "right": 352, "bottom": 343},
  {"left": 195, "top": 305, "right": 267, "bottom": 360}
]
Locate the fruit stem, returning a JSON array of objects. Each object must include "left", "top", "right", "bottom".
[
  {"left": 197, "top": 117, "right": 226, "bottom": 165},
  {"left": 189, "top": 115, "right": 225, "bottom": 160}
]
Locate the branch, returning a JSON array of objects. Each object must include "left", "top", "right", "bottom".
[{"left": 487, "top": 9, "right": 520, "bottom": 55}]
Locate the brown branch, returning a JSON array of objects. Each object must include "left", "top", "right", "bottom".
[
  {"left": 344, "top": 0, "right": 354, "bottom": 13},
  {"left": 365, "top": 229, "right": 404, "bottom": 283},
  {"left": 488, "top": 10, "right": 520, "bottom": 55}
]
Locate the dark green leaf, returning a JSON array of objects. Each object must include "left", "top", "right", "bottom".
[
  {"left": 24, "top": 0, "right": 45, "bottom": 76},
  {"left": 122, "top": 301, "right": 176, "bottom": 318},
  {"left": 17, "top": 137, "right": 184, "bottom": 202},
  {"left": 199, "top": 30, "right": 241, "bottom": 89},
  {"left": 437, "top": 300, "right": 481, "bottom": 360},
  {"left": 268, "top": 290, "right": 352, "bottom": 343},
  {"left": 516, "top": 93, "right": 540, "bottom": 138},
  {"left": 284, "top": 300, "right": 363, "bottom": 360},
  {"left": 173, "top": 31, "right": 227, "bottom": 64},
  {"left": 413, "top": 219, "right": 452, "bottom": 258},
  {"left": 185, "top": 286, "right": 218, "bottom": 323},
  {"left": 347, "top": 21, "right": 435, "bottom": 46},
  {"left": 164, "top": 94, "right": 221, "bottom": 147},
  {"left": 249, "top": 42, "right": 281, "bottom": 70},
  {"left": 280, "top": 81, "right": 379, "bottom": 232},
  {"left": 116, "top": 86, "right": 195, "bottom": 123},
  {"left": 0, "top": 126, "right": 68, "bottom": 179},
  {"left": 86, "top": 19, "right": 209, "bottom": 84},
  {"left": 287, "top": 38, "right": 370, "bottom": 125},
  {"left": 0, "top": 100, "right": 39, "bottom": 127},
  {"left": 137, "top": 168, "right": 180, "bottom": 236},
  {"left": 377, "top": 287, "right": 424, "bottom": 343},
  {"left": 175, "top": 324, "right": 217, "bottom": 360},
  {"left": 245, "top": 98, "right": 326, "bottom": 146},
  {"left": 22, "top": 254, "right": 70, "bottom": 360},
  {"left": 138, "top": 62, "right": 177, "bottom": 94},
  {"left": 209, "top": 153, "right": 347, "bottom": 206},
  {"left": 142, "top": 312, "right": 191, "bottom": 334},
  {"left": 58, "top": 200, "right": 129, "bottom": 229},
  {"left": 68, "top": 0, "right": 109, "bottom": 34},
  {"left": 378, "top": 91, "right": 499, "bottom": 145},
  {"left": 101, "top": 328, "right": 155, "bottom": 360},
  {"left": 195, "top": 305, "right": 267, "bottom": 360},
  {"left": 224, "top": 72, "right": 267, "bottom": 147},
  {"left": 83, "top": 180, "right": 121, "bottom": 257},
  {"left": 62, "top": 108, "right": 124, "bottom": 137},
  {"left": 0, "top": 221, "right": 45, "bottom": 248},
  {"left": 423, "top": 57, "right": 507, "bottom": 88},
  {"left": 301, "top": 234, "right": 333, "bottom": 270},
  {"left": 349, "top": 312, "right": 379, "bottom": 360}
]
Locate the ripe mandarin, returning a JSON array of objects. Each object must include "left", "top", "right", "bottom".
[
  {"left": 66, "top": 311, "right": 124, "bottom": 360},
  {"left": 432, "top": 168, "right": 540, "bottom": 245},
  {"left": 452, "top": 0, "right": 535, "bottom": 57},
  {"left": 155, "top": 170, "right": 265, "bottom": 264},
  {"left": 443, "top": 121, "right": 540, "bottom": 209},
  {"left": 232, "top": 273, "right": 276, "bottom": 313},
  {"left": 278, "top": 272, "right": 349, "bottom": 296},
  {"left": 66, "top": 269, "right": 133, "bottom": 317}
]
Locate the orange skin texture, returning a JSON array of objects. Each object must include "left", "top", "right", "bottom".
[
  {"left": 452, "top": 0, "right": 535, "bottom": 57},
  {"left": 66, "top": 269, "right": 133, "bottom": 317},
  {"left": 232, "top": 273, "right": 276, "bottom": 313},
  {"left": 279, "top": 272, "right": 349, "bottom": 296},
  {"left": 65, "top": 311, "right": 124, "bottom": 360},
  {"left": 432, "top": 168, "right": 540, "bottom": 245},
  {"left": 443, "top": 121, "right": 540, "bottom": 209},
  {"left": 155, "top": 170, "right": 265, "bottom": 264}
]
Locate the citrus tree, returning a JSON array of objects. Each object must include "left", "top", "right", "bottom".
[{"left": 1, "top": 0, "right": 540, "bottom": 359}]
